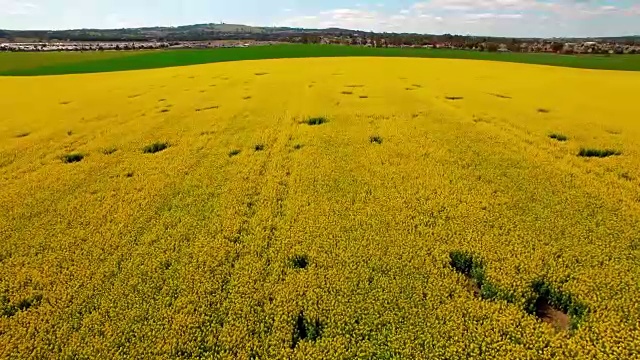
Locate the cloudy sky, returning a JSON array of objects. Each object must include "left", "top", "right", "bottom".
[{"left": 2, "top": 0, "right": 639, "bottom": 37}]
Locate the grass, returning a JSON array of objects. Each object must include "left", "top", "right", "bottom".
[
  {"left": 3, "top": 45, "right": 640, "bottom": 76},
  {"left": 578, "top": 148, "right": 621, "bottom": 158},
  {"left": 143, "top": 142, "right": 169, "bottom": 154},
  {"left": 0, "top": 51, "right": 139, "bottom": 74}
]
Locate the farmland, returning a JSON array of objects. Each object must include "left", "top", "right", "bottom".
[
  {"left": 1, "top": 57, "right": 640, "bottom": 358},
  {"left": 1, "top": 44, "right": 640, "bottom": 76}
]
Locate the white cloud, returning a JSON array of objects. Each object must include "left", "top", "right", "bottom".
[
  {"left": 278, "top": 1, "right": 640, "bottom": 37},
  {"left": 1, "top": 0, "right": 38, "bottom": 15},
  {"left": 412, "top": 0, "right": 538, "bottom": 12}
]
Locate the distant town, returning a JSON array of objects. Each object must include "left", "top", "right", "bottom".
[{"left": 1, "top": 23, "right": 638, "bottom": 54}]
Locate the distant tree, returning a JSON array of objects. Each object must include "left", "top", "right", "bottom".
[
  {"left": 486, "top": 42, "right": 499, "bottom": 52},
  {"left": 551, "top": 42, "right": 564, "bottom": 53}
]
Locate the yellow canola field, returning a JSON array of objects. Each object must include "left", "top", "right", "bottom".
[{"left": 1, "top": 57, "right": 639, "bottom": 359}]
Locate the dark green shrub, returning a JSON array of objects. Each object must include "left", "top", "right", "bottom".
[
  {"left": 15, "top": 132, "right": 30, "bottom": 138},
  {"left": 229, "top": 149, "right": 241, "bottom": 157},
  {"left": 62, "top": 153, "right": 84, "bottom": 164},
  {"left": 143, "top": 142, "right": 169, "bottom": 154},
  {"left": 254, "top": 144, "right": 265, "bottom": 152},
  {"left": 445, "top": 96, "right": 464, "bottom": 100},
  {"left": 293, "top": 144, "right": 304, "bottom": 150},
  {"left": 578, "top": 148, "right": 621, "bottom": 158}
]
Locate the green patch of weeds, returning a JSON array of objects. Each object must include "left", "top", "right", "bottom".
[
  {"left": 290, "top": 255, "right": 308, "bottom": 269},
  {"left": 62, "top": 153, "right": 84, "bottom": 164},
  {"left": 449, "top": 251, "right": 515, "bottom": 303},
  {"left": 291, "top": 311, "right": 323, "bottom": 349},
  {"left": 102, "top": 147, "right": 117, "bottom": 155},
  {"left": 369, "top": 135, "right": 383, "bottom": 144},
  {"left": 306, "top": 117, "right": 328, "bottom": 126},
  {"left": 526, "top": 279, "right": 588, "bottom": 330},
  {"left": 1, "top": 294, "right": 43, "bottom": 318},
  {"left": 143, "top": 142, "right": 169, "bottom": 154},
  {"left": 578, "top": 148, "right": 621, "bottom": 158},
  {"left": 549, "top": 133, "right": 568, "bottom": 142},
  {"left": 254, "top": 144, "right": 265, "bottom": 152},
  {"left": 229, "top": 149, "right": 241, "bottom": 157}
]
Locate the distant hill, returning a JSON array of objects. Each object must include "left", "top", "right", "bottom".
[
  {"left": 0, "top": 23, "right": 367, "bottom": 42},
  {"left": 0, "top": 23, "right": 638, "bottom": 43}
]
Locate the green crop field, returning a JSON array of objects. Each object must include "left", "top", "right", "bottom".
[
  {"left": 1, "top": 44, "right": 639, "bottom": 76},
  {"left": 0, "top": 51, "right": 141, "bottom": 74}
]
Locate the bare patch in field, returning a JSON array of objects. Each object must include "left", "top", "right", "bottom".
[
  {"left": 195, "top": 106, "right": 219, "bottom": 112},
  {"left": 489, "top": 93, "right": 512, "bottom": 99}
]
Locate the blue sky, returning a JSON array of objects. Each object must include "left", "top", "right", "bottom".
[{"left": 1, "top": 0, "right": 639, "bottom": 37}]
